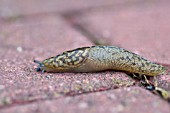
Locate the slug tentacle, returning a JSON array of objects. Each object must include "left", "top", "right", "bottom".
[
  {"left": 33, "top": 60, "right": 45, "bottom": 73},
  {"left": 34, "top": 46, "right": 166, "bottom": 76}
]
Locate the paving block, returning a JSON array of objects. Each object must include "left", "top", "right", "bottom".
[
  {"left": 0, "top": 14, "right": 135, "bottom": 108},
  {"left": 1, "top": 87, "right": 170, "bottom": 113},
  {"left": 0, "top": 0, "right": 145, "bottom": 18},
  {"left": 72, "top": 0, "right": 170, "bottom": 63}
]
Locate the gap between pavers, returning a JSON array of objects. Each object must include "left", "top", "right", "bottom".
[{"left": 1, "top": 87, "right": 170, "bottom": 113}]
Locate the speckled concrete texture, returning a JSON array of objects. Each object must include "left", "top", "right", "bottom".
[
  {"left": 0, "top": 0, "right": 170, "bottom": 113},
  {"left": 1, "top": 87, "right": 170, "bottom": 113},
  {"left": 0, "top": 0, "right": 142, "bottom": 18}
]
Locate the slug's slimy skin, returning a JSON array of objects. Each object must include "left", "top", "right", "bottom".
[{"left": 34, "top": 46, "right": 166, "bottom": 76}]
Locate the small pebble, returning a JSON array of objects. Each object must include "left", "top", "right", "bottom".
[
  {"left": 16, "top": 46, "right": 23, "bottom": 52},
  {"left": 0, "top": 85, "right": 5, "bottom": 90},
  {"left": 45, "top": 75, "right": 51, "bottom": 79},
  {"left": 78, "top": 102, "right": 89, "bottom": 109}
]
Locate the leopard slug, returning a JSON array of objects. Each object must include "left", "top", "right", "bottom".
[{"left": 34, "top": 46, "right": 166, "bottom": 76}]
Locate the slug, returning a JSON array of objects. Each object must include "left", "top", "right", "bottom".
[{"left": 34, "top": 46, "right": 166, "bottom": 76}]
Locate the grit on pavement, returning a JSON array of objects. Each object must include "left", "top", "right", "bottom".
[{"left": 0, "top": 0, "right": 170, "bottom": 113}]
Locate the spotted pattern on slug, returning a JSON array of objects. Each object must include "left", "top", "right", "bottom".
[
  {"left": 34, "top": 46, "right": 166, "bottom": 75},
  {"left": 41, "top": 47, "right": 90, "bottom": 71}
]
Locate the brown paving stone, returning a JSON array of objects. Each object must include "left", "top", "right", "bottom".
[
  {"left": 0, "top": 15, "right": 135, "bottom": 108},
  {"left": 0, "top": 0, "right": 143, "bottom": 18},
  {"left": 1, "top": 87, "right": 170, "bottom": 113}
]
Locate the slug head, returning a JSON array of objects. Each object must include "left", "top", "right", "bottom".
[{"left": 33, "top": 60, "right": 45, "bottom": 73}]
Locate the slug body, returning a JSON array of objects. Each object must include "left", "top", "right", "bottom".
[{"left": 34, "top": 46, "right": 166, "bottom": 76}]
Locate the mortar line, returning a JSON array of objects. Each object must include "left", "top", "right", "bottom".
[{"left": 0, "top": 85, "right": 134, "bottom": 110}]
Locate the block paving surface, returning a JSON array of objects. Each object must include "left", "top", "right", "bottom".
[{"left": 0, "top": 0, "right": 170, "bottom": 113}]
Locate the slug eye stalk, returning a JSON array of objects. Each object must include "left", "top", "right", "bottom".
[{"left": 33, "top": 60, "right": 45, "bottom": 73}]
